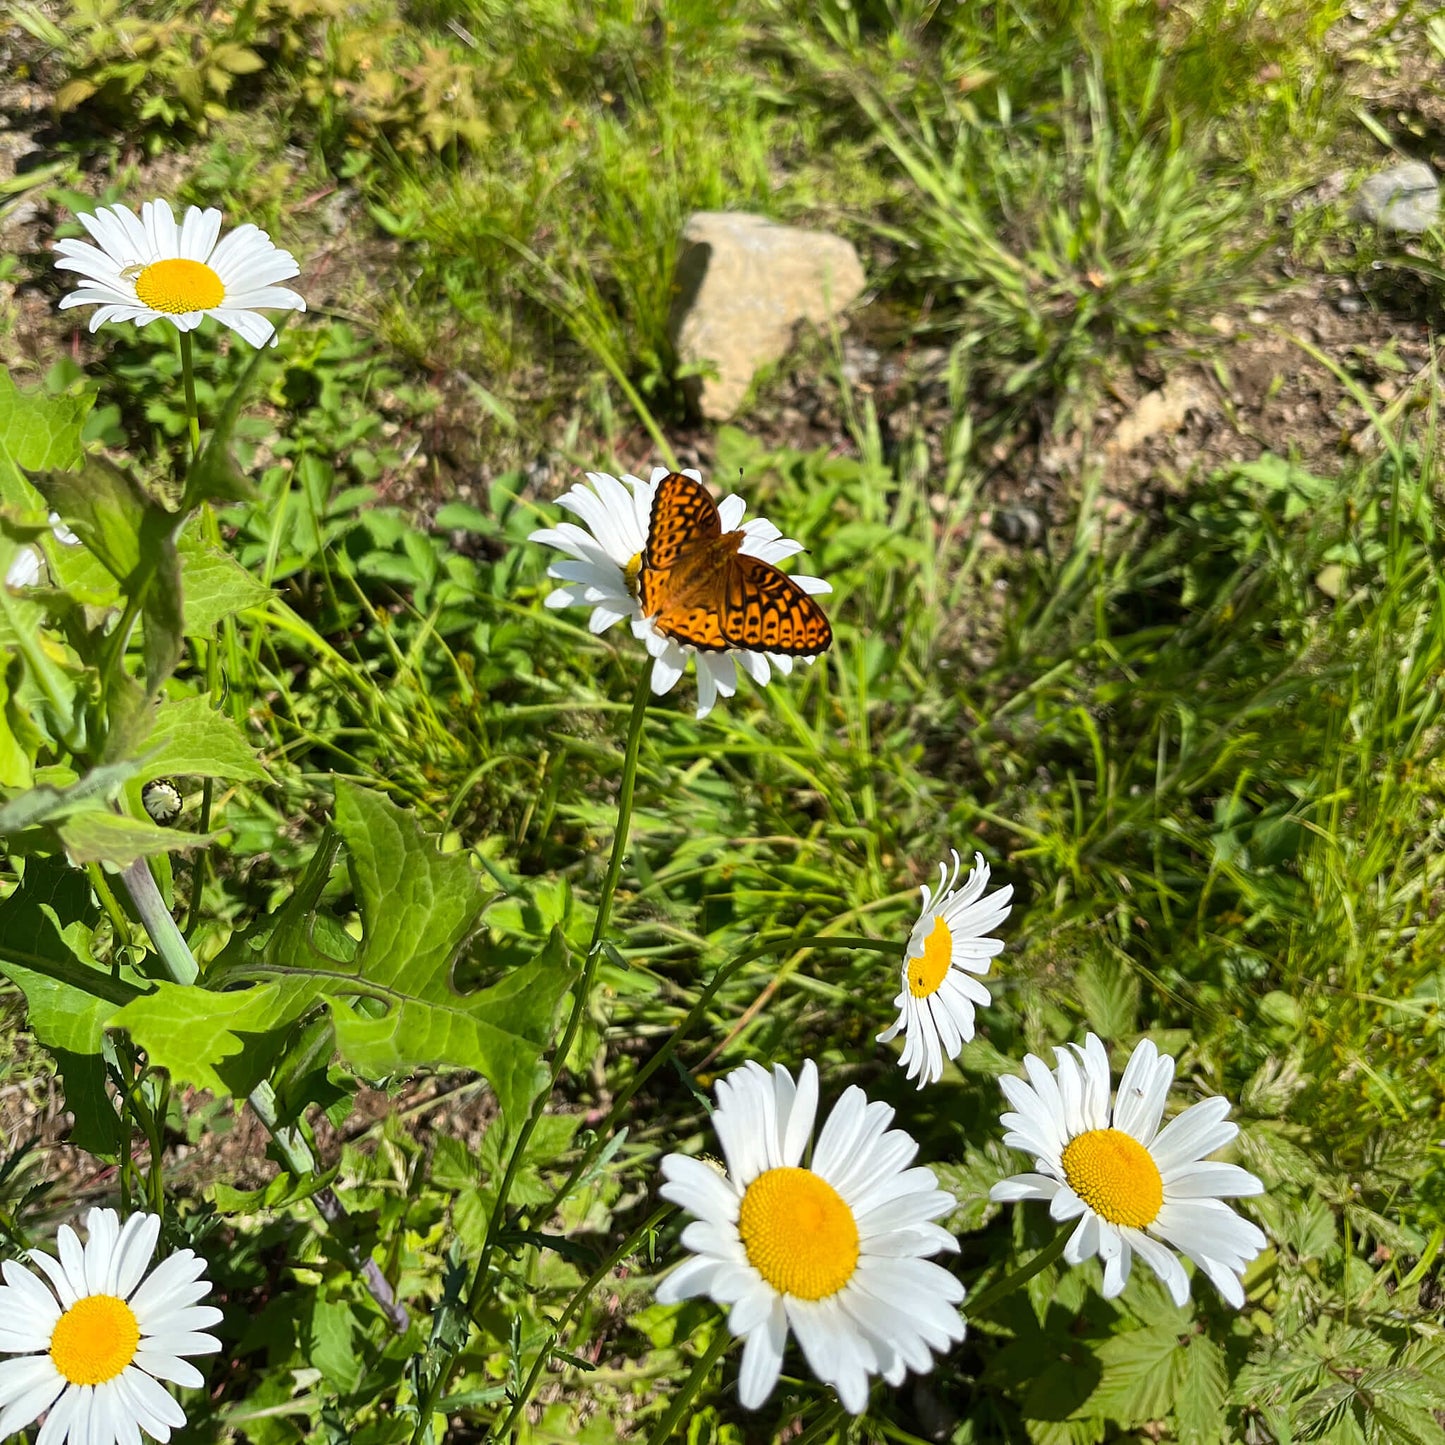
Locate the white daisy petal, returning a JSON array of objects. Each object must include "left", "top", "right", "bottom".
[
  {"left": 991, "top": 1032, "right": 1269, "bottom": 1309},
  {"left": 655, "top": 1057, "right": 964, "bottom": 1414},
  {"left": 54, "top": 198, "right": 304, "bottom": 347},
  {"left": 736, "top": 1302, "right": 787, "bottom": 1409}
]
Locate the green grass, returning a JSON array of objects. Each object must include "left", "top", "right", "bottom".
[{"left": 3, "top": 0, "right": 1445, "bottom": 1440}]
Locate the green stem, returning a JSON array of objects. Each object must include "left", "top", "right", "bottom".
[
  {"left": 964, "top": 1228, "right": 1071, "bottom": 1319},
  {"left": 115, "top": 857, "right": 408, "bottom": 1330},
  {"left": 539, "top": 933, "right": 896, "bottom": 1222},
  {"left": 178, "top": 330, "right": 202, "bottom": 461},
  {"left": 470, "top": 665, "right": 652, "bottom": 1298},
  {"left": 407, "top": 665, "right": 653, "bottom": 1445},
  {"left": 86, "top": 862, "right": 133, "bottom": 952},
  {"left": 643, "top": 1327, "right": 733, "bottom": 1445},
  {"left": 488, "top": 1204, "right": 670, "bottom": 1442}
]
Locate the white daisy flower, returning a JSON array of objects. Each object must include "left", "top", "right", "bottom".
[
  {"left": 988, "top": 1034, "right": 1267, "bottom": 1308},
  {"left": 54, "top": 199, "right": 305, "bottom": 347},
  {"left": 528, "top": 466, "right": 831, "bottom": 719},
  {"left": 656, "top": 1058, "right": 966, "bottom": 1415},
  {"left": 5, "top": 514, "right": 81, "bottom": 590},
  {"left": 0, "top": 1207, "right": 223, "bottom": 1444},
  {"left": 879, "top": 850, "right": 1014, "bottom": 1088}
]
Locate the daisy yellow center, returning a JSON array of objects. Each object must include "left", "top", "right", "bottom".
[
  {"left": 49, "top": 1294, "right": 141, "bottom": 1386},
  {"left": 907, "top": 916, "right": 953, "bottom": 998},
  {"left": 1060, "top": 1128, "right": 1164, "bottom": 1228},
  {"left": 132, "top": 258, "right": 225, "bottom": 314},
  {"left": 624, "top": 551, "right": 643, "bottom": 597},
  {"left": 737, "top": 1166, "right": 860, "bottom": 1300}
]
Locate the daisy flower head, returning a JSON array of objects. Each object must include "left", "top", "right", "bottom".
[
  {"left": 879, "top": 850, "right": 1014, "bottom": 1088},
  {"left": 528, "top": 468, "right": 660, "bottom": 637},
  {"left": 529, "top": 467, "right": 831, "bottom": 719},
  {"left": 54, "top": 199, "right": 305, "bottom": 347},
  {"left": 655, "top": 1058, "right": 966, "bottom": 1415},
  {"left": 0, "top": 1207, "right": 223, "bottom": 1444},
  {"left": 988, "top": 1034, "right": 1267, "bottom": 1308}
]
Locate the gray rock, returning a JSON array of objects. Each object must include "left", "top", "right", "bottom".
[
  {"left": 669, "top": 212, "right": 866, "bottom": 420},
  {"left": 1353, "top": 161, "right": 1440, "bottom": 234}
]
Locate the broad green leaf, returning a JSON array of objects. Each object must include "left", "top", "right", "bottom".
[
  {"left": 0, "top": 668, "right": 30, "bottom": 788},
  {"left": 308, "top": 1299, "right": 365, "bottom": 1395},
  {"left": 135, "top": 692, "right": 268, "bottom": 784},
  {"left": 112, "top": 786, "right": 575, "bottom": 1123},
  {"left": 28, "top": 454, "right": 150, "bottom": 584},
  {"left": 0, "top": 370, "right": 89, "bottom": 508},
  {"left": 30, "top": 457, "right": 186, "bottom": 696},
  {"left": 109, "top": 976, "right": 325, "bottom": 1097},
  {"left": 0, "top": 857, "right": 146, "bottom": 1151},
  {"left": 177, "top": 532, "right": 273, "bottom": 634}
]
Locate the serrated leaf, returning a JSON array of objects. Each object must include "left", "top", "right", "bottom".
[
  {"left": 0, "top": 371, "right": 89, "bottom": 502},
  {"left": 112, "top": 787, "right": 575, "bottom": 1122},
  {"left": 177, "top": 532, "right": 273, "bottom": 634},
  {"left": 1175, "top": 1333, "right": 1228, "bottom": 1445},
  {"left": 1088, "top": 1325, "right": 1183, "bottom": 1426},
  {"left": 139, "top": 693, "right": 268, "bottom": 784}
]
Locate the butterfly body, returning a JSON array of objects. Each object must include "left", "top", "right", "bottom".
[{"left": 637, "top": 472, "right": 832, "bottom": 656}]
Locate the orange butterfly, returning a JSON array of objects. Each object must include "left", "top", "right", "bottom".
[{"left": 636, "top": 472, "right": 832, "bottom": 656}]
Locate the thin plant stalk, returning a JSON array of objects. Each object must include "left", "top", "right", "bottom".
[
  {"left": 408, "top": 665, "right": 654, "bottom": 1445},
  {"left": 488, "top": 1203, "right": 670, "bottom": 1440},
  {"left": 643, "top": 1327, "right": 733, "bottom": 1445},
  {"left": 537, "top": 933, "right": 897, "bottom": 1224},
  {"left": 115, "top": 857, "right": 409, "bottom": 1329},
  {"left": 964, "top": 1228, "right": 1070, "bottom": 1319}
]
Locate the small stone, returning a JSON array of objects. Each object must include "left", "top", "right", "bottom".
[
  {"left": 669, "top": 212, "right": 867, "bottom": 420},
  {"left": 1353, "top": 161, "right": 1440, "bottom": 234}
]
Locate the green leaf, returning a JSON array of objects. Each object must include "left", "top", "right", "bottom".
[
  {"left": 139, "top": 693, "right": 268, "bottom": 784},
  {"left": 0, "top": 758, "right": 141, "bottom": 832},
  {"left": 1175, "top": 1334, "right": 1229, "bottom": 1445},
  {"left": 176, "top": 532, "right": 273, "bottom": 634},
  {"left": 112, "top": 788, "right": 575, "bottom": 1122},
  {"left": 52, "top": 808, "right": 211, "bottom": 867},
  {"left": 0, "top": 369, "right": 89, "bottom": 507},
  {"left": 308, "top": 1298, "right": 365, "bottom": 1395},
  {"left": 1088, "top": 1324, "right": 1185, "bottom": 1426},
  {"left": 0, "top": 857, "right": 147, "bottom": 1152}
]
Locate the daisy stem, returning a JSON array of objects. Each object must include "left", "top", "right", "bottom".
[
  {"left": 177, "top": 331, "right": 202, "bottom": 461},
  {"left": 117, "top": 856, "right": 410, "bottom": 1329},
  {"left": 537, "top": 933, "right": 897, "bottom": 1223},
  {"left": 963, "top": 1228, "right": 1071, "bottom": 1319},
  {"left": 642, "top": 1326, "right": 733, "bottom": 1445},
  {"left": 406, "top": 666, "right": 652, "bottom": 1445}
]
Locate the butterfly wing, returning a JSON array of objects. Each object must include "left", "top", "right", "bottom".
[
  {"left": 645, "top": 472, "right": 720, "bottom": 570},
  {"left": 721, "top": 553, "right": 833, "bottom": 656}
]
